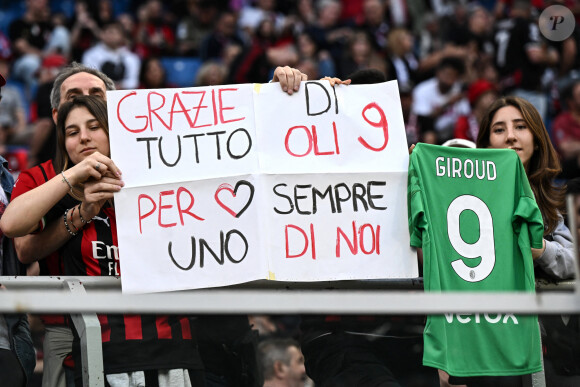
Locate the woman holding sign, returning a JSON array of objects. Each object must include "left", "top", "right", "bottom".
[{"left": 0, "top": 96, "right": 205, "bottom": 386}]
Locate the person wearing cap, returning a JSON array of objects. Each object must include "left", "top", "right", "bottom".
[
  {"left": 0, "top": 71, "right": 36, "bottom": 387},
  {"left": 454, "top": 79, "right": 498, "bottom": 142}
]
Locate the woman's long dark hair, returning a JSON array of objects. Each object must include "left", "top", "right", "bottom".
[
  {"left": 476, "top": 96, "right": 565, "bottom": 234},
  {"left": 55, "top": 95, "right": 109, "bottom": 173}
]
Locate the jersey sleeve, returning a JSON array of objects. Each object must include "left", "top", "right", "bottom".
[
  {"left": 11, "top": 169, "right": 39, "bottom": 200},
  {"left": 11, "top": 164, "right": 54, "bottom": 232},
  {"left": 407, "top": 152, "right": 426, "bottom": 247},
  {"left": 512, "top": 159, "right": 544, "bottom": 249}
]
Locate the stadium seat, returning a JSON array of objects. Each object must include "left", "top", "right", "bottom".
[{"left": 160, "top": 57, "right": 202, "bottom": 88}]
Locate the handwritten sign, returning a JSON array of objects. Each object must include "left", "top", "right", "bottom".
[{"left": 109, "top": 81, "right": 417, "bottom": 294}]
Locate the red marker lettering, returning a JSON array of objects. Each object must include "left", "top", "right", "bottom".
[
  {"left": 138, "top": 194, "right": 156, "bottom": 234},
  {"left": 285, "top": 126, "right": 313, "bottom": 157},
  {"left": 147, "top": 92, "right": 171, "bottom": 131},
  {"left": 158, "top": 190, "right": 177, "bottom": 228},
  {"left": 117, "top": 91, "right": 148, "bottom": 133},
  {"left": 182, "top": 91, "right": 212, "bottom": 129},
  {"left": 219, "top": 88, "right": 245, "bottom": 124},
  {"left": 176, "top": 187, "right": 204, "bottom": 224},
  {"left": 358, "top": 102, "right": 389, "bottom": 151},
  {"left": 169, "top": 93, "right": 194, "bottom": 128}
]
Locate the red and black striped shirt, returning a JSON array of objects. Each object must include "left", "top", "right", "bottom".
[
  {"left": 49, "top": 195, "right": 202, "bottom": 375},
  {"left": 11, "top": 160, "right": 66, "bottom": 326}
]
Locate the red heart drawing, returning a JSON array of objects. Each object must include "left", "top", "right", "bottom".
[{"left": 214, "top": 180, "right": 255, "bottom": 218}]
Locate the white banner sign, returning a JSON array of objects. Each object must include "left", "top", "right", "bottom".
[{"left": 108, "top": 81, "right": 418, "bottom": 293}]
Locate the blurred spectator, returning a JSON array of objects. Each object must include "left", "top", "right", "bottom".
[
  {"left": 70, "top": 1, "right": 102, "bottom": 62},
  {"left": 411, "top": 56, "right": 469, "bottom": 144},
  {"left": 407, "top": 0, "right": 431, "bottom": 35},
  {"left": 90, "top": 0, "right": 115, "bottom": 27},
  {"left": 417, "top": 13, "right": 444, "bottom": 60},
  {"left": 195, "top": 315, "right": 262, "bottom": 386},
  {"left": 82, "top": 22, "right": 141, "bottom": 90},
  {"left": 454, "top": 79, "right": 499, "bottom": 142},
  {"left": 259, "top": 338, "right": 307, "bottom": 387},
  {"left": 249, "top": 315, "right": 303, "bottom": 339},
  {"left": 138, "top": 57, "right": 172, "bottom": 89},
  {"left": 117, "top": 13, "right": 137, "bottom": 49},
  {"left": 195, "top": 61, "right": 229, "bottom": 86},
  {"left": 354, "top": 0, "right": 390, "bottom": 52},
  {"left": 430, "top": 0, "right": 455, "bottom": 18},
  {"left": 231, "top": 18, "right": 292, "bottom": 83},
  {"left": 249, "top": 315, "right": 279, "bottom": 337},
  {"left": 493, "top": 0, "right": 558, "bottom": 120},
  {"left": 44, "top": 13, "right": 70, "bottom": 58},
  {"left": 239, "top": 0, "right": 288, "bottom": 37},
  {"left": 388, "top": 0, "right": 412, "bottom": 27},
  {"left": 337, "top": 30, "right": 384, "bottom": 78},
  {"left": 555, "top": 29, "right": 580, "bottom": 79},
  {"left": 415, "top": 18, "right": 468, "bottom": 82},
  {"left": 291, "top": 0, "right": 317, "bottom": 34},
  {"left": 305, "top": 0, "right": 352, "bottom": 69},
  {"left": 134, "top": 0, "right": 176, "bottom": 58},
  {"left": 27, "top": 54, "right": 68, "bottom": 167},
  {"left": 552, "top": 80, "right": 580, "bottom": 179},
  {"left": 8, "top": 0, "right": 52, "bottom": 89},
  {"left": 0, "top": 59, "right": 27, "bottom": 148},
  {"left": 340, "top": 0, "right": 364, "bottom": 21},
  {"left": 176, "top": 0, "right": 219, "bottom": 56},
  {"left": 442, "top": 2, "right": 470, "bottom": 47},
  {"left": 465, "top": 6, "right": 494, "bottom": 57},
  {"left": 200, "top": 11, "right": 246, "bottom": 64},
  {"left": 401, "top": 84, "right": 419, "bottom": 146},
  {"left": 385, "top": 27, "right": 418, "bottom": 91},
  {"left": 295, "top": 32, "right": 335, "bottom": 78},
  {"left": 295, "top": 58, "right": 319, "bottom": 80},
  {"left": 473, "top": 57, "right": 499, "bottom": 85},
  {"left": 452, "top": 5, "right": 494, "bottom": 84}
]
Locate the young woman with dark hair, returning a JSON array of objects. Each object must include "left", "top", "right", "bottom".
[{"left": 476, "top": 96, "right": 575, "bottom": 279}]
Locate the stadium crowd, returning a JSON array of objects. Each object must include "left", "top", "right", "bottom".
[{"left": 0, "top": 0, "right": 579, "bottom": 386}]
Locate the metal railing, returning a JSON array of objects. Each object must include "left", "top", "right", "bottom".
[
  {"left": 0, "top": 196, "right": 577, "bottom": 386},
  {"left": 1, "top": 276, "right": 578, "bottom": 387}
]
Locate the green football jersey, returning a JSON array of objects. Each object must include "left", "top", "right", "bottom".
[{"left": 408, "top": 143, "right": 544, "bottom": 377}]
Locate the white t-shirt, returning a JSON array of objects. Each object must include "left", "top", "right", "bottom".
[{"left": 411, "top": 77, "right": 470, "bottom": 133}]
